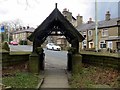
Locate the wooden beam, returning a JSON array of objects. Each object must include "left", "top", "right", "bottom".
[{"left": 48, "top": 34, "right": 64, "bottom": 36}]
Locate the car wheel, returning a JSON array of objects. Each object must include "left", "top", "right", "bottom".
[{"left": 52, "top": 47, "right": 54, "bottom": 50}]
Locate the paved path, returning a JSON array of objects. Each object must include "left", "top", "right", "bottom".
[
  {"left": 41, "top": 67, "right": 70, "bottom": 88},
  {"left": 41, "top": 49, "right": 70, "bottom": 88}
]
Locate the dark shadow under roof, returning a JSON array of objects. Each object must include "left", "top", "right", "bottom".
[{"left": 28, "top": 4, "right": 84, "bottom": 45}]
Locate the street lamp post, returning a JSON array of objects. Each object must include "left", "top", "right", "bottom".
[
  {"left": 95, "top": 0, "right": 98, "bottom": 52},
  {"left": 7, "top": 26, "right": 10, "bottom": 43}
]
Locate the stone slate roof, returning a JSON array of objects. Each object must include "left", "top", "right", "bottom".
[
  {"left": 77, "top": 17, "right": 120, "bottom": 32},
  {"left": 13, "top": 27, "right": 35, "bottom": 34},
  {"left": 28, "top": 5, "right": 84, "bottom": 44}
]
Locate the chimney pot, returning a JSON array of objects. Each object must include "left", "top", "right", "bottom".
[
  {"left": 27, "top": 26, "right": 30, "bottom": 29},
  {"left": 63, "top": 8, "right": 67, "bottom": 11},
  {"left": 89, "top": 18, "right": 92, "bottom": 21},
  {"left": 107, "top": 11, "right": 110, "bottom": 14},
  {"left": 88, "top": 18, "right": 93, "bottom": 24}
]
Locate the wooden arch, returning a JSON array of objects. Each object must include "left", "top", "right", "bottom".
[{"left": 28, "top": 3, "right": 84, "bottom": 53}]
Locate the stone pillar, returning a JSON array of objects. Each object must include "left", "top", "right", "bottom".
[
  {"left": 39, "top": 52, "right": 45, "bottom": 70},
  {"left": 72, "top": 54, "right": 82, "bottom": 74},
  {"left": 29, "top": 53, "right": 40, "bottom": 74}
]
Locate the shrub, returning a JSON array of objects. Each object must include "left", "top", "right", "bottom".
[{"left": 2, "top": 41, "right": 10, "bottom": 51}]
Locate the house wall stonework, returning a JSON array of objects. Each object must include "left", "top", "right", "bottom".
[
  {"left": 108, "top": 27, "right": 118, "bottom": 36},
  {"left": 12, "top": 27, "right": 34, "bottom": 45},
  {"left": 78, "top": 22, "right": 119, "bottom": 52}
]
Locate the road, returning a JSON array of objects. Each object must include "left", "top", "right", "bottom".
[
  {"left": 44, "top": 49, "right": 67, "bottom": 69},
  {"left": 9, "top": 45, "right": 33, "bottom": 52},
  {"left": 9, "top": 45, "right": 68, "bottom": 69}
]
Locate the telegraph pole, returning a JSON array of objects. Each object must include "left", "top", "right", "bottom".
[{"left": 95, "top": 0, "right": 98, "bottom": 52}]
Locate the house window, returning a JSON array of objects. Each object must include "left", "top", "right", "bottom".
[
  {"left": 88, "top": 30, "right": 92, "bottom": 36},
  {"left": 82, "top": 40, "right": 87, "bottom": 49},
  {"left": 102, "top": 28, "right": 108, "bottom": 36},
  {"left": 83, "top": 31, "right": 87, "bottom": 38},
  {"left": 100, "top": 41, "right": 106, "bottom": 48}
]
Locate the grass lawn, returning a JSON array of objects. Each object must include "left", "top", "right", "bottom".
[
  {"left": 2, "top": 61, "right": 41, "bottom": 89},
  {"left": 69, "top": 65, "right": 120, "bottom": 88},
  {"left": 10, "top": 51, "right": 31, "bottom": 55},
  {"left": 2, "top": 72, "right": 40, "bottom": 88}
]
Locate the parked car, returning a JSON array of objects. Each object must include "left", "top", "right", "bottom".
[
  {"left": 46, "top": 43, "right": 61, "bottom": 51},
  {"left": 10, "top": 41, "right": 18, "bottom": 45}
]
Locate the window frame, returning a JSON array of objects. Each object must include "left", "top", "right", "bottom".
[
  {"left": 88, "top": 30, "right": 92, "bottom": 36},
  {"left": 100, "top": 41, "right": 106, "bottom": 48},
  {"left": 102, "top": 28, "right": 108, "bottom": 37}
]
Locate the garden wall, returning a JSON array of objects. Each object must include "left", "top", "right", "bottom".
[
  {"left": 80, "top": 53, "right": 120, "bottom": 69},
  {"left": 1, "top": 51, "right": 30, "bottom": 67}
]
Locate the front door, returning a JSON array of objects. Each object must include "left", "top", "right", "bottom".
[{"left": 107, "top": 41, "right": 113, "bottom": 49}]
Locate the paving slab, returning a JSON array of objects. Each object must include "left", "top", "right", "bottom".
[{"left": 41, "top": 68, "right": 70, "bottom": 88}]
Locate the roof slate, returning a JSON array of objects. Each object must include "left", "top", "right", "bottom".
[
  {"left": 77, "top": 17, "right": 120, "bottom": 32},
  {"left": 13, "top": 27, "right": 35, "bottom": 34}
]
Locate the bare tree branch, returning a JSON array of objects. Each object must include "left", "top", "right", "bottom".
[
  {"left": 0, "top": 0, "right": 8, "bottom": 3},
  {"left": 0, "top": 0, "right": 39, "bottom": 10}
]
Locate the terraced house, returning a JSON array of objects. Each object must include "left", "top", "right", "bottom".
[
  {"left": 48, "top": 9, "right": 120, "bottom": 52},
  {"left": 11, "top": 9, "right": 120, "bottom": 52},
  {"left": 12, "top": 26, "right": 35, "bottom": 45},
  {"left": 76, "top": 11, "right": 120, "bottom": 52}
]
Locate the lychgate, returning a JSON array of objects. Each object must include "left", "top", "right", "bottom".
[{"left": 28, "top": 3, "right": 84, "bottom": 74}]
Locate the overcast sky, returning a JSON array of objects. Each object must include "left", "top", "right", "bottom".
[{"left": 0, "top": 0, "right": 119, "bottom": 28}]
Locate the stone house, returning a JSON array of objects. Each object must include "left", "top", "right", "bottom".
[
  {"left": 76, "top": 11, "right": 120, "bottom": 52},
  {"left": 12, "top": 26, "right": 35, "bottom": 45}
]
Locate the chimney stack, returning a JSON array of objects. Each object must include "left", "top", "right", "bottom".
[
  {"left": 76, "top": 14, "right": 83, "bottom": 26},
  {"left": 62, "top": 8, "right": 72, "bottom": 22},
  {"left": 105, "top": 11, "right": 110, "bottom": 21},
  {"left": 88, "top": 18, "right": 94, "bottom": 24}
]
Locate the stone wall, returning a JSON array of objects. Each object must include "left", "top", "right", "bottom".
[
  {"left": 1, "top": 51, "right": 30, "bottom": 67},
  {"left": 81, "top": 53, "right": 120, "bottom": 69}
]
